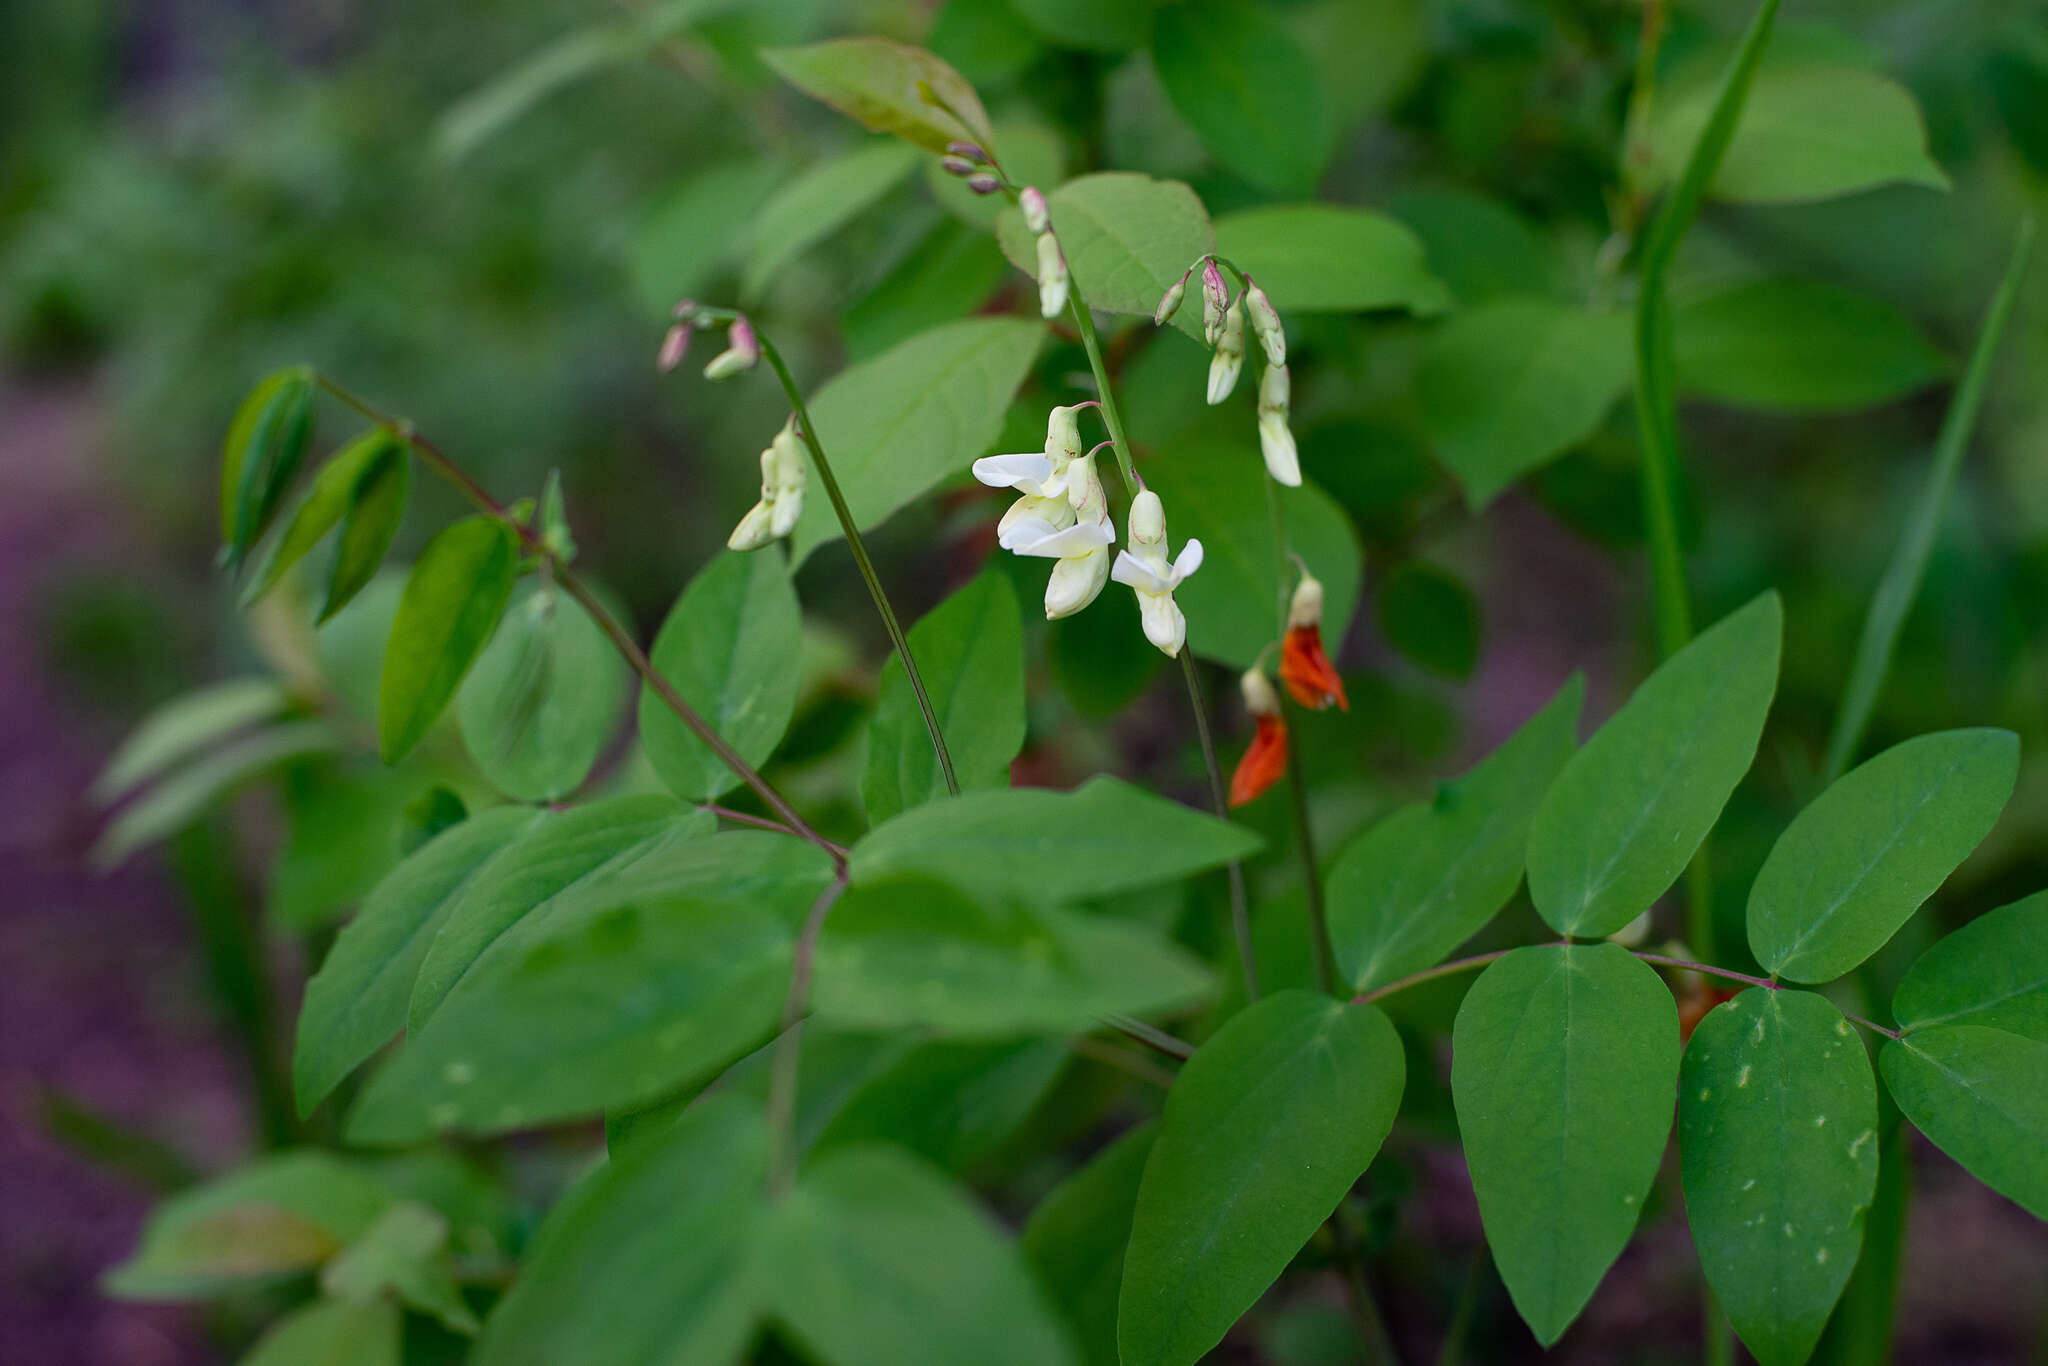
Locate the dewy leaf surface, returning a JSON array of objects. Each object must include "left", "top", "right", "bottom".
[
  {"left": 1880, "top": 1024, "right": 2048, "bottom": 1219},
  {"left": 1892, "top": 891, "right": 2048, "bottom": 1040},
  {"left": 1451, "top": 944, "right": 1678, "bottom": 1345},
  {"left": 1680, "top": 989, "right": 1879, "bottom": 1366}
]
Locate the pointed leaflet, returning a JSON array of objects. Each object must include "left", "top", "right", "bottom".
[
  {"left": 1893, "top": 892, "right": 2048, "bottom": 1040},
  {"left": 91, "top": 678, "right": 289, "bottom": 804},
  {"left": 742, "top": 140, "right": 921, "bottom": 298},
  {"left": 763, "top": 38, "right": 996, "bottom": 155},
  {"left": 470, "top": 1096, "right": 767, "bottom": 1366},
  {"left": 457, "top": 584, "right": 628, "bottom": 802},
  {"left": 995, "top": 174, "right": 1214, "bottom": 341},
  {"left": 1526, "top": 592, "right": 1781, "bottom": 939},
  {"left": 1150, "top": 0, "right": 1331, "bottom": 194},
  {"left": 377, "top": 516, "right": 520, "bottom": 763},
  {"left": 240, "top": 428, "right": 407, "bottom": 606},
  {"left": 1330, "top": 676, "right": 1581, "bottom": 991},
  {"left": 239, "top": 1298, "right": 398, "bottom": 1366},
  {"left": 91, "top": 721, "right": 338, "bottom": 869},
  {"left": 1681, "top": 990, "right": 1879, "bottom": 1366},
  {"left": 220, "top": 366, "right": 317, "bottom": 568},
  {"left": 850, "top": 775, "right": 1261, "bottom": 901},
  {"left": 639, "top": 548, "right": 801, "bottom": 802},
  {"left": 1880, "top": 1025, "right": 2048, "bottom": 1218},
  {"left": 761, "top": 1145, "right": 1080, "bottom": 1366},
  {"left": 1749, "top": 730, "right": 2017, "bottom": 984},
  {"left": 1212, "top": 204, "right": 1449, "bottom": 315},
  {"left": 863, "top": 571, "right": 1025, "bottom": 823},
  {"left": 320, "top": 1202, "right": 477, "bottom": 1334},
  {"left": 1119, "top": 991, "right": 1405, "bottom": 1366},
  {"left": 1451, "top": 944, "right": 1678, "bottom": 1345},
  {"left": 809, "top": 1037, "right": 1069, "bottom": 1175},
  {"left": 1024, "top": 1124, "right": 1156, "bottom": 1366},
  {"left": 1672, "top": 278, "right": 1947, "bottom": 414},
  {"left": 322, "top": 441, "right": 410, "bottom": 623}
]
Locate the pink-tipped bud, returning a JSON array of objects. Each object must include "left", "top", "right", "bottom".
[
  {"left": 1154, "top": 271, "right": 1190, "bottom": 327},
  {"left": 671, "top": 297, "right": 698, "bottom": 320},
  {"left": 1020, "top": 186, "right": 1051, "bottom": 235},
  {"left": 702, "top": 317, "right": 760, "bottom": 381},
  {"left": 657, "top": 323, "right": 690, "bottom": 373},
  {"left": 940, "top": 156, "right": 977, "bottom": 178},
  {"left": 1201, "top": 260, "right": 1228, "bottom": 346},
  {"left": 966, "top": 173, "right": 1002, "bottom": 196},
  {"left": 945, "top": 140, "right": 988, "bottom": 162},
  {"left": 1244, "top": 280, "right": 1286, "bottom": 367}
]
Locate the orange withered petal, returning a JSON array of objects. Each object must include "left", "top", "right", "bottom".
[
  {"left": 1279, "top": 624, "right": 1348, "bottom": 712},
  {"left": 1229, "top": 713, "right": 1289, "bottom": 807}
]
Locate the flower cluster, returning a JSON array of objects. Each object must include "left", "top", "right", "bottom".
[
  {"left": 1229, "top": 570, "right": 1348, "bottom": 805},
  {"left": 1156, "top": 257, "right": 1299, "bottom": 487},
  {"left": 1019, "top": 187, "right": 1069, "bottom": 320}
]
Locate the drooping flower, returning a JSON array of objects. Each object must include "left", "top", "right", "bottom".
[
  {"left": 1016, "top": 452, "right": 1113, "bottom": 619},
  {"left": 1229, "top": 667, "right": 1288, "bottom": 806},
  {"left": 973, "top": 405, "right": 1085, "bottom": 550},
  {"left": 1207, "top": 298, "right": 1246, "bottom": 405},
  {"left": 1257, "top": 364, "right": 1301, "bottom": 486},
  {"left": 1243, "top": 279, "right": 1286, "bottom": 367},
  {"left": 1201, "top": 260, "right": 1228, "bottom": 347},
  {"left": 702, "top": 316, "right": 760, "bottom": 381},
  {"left": 656, "top": 323, "right": 690, "bottom": 373},
  {"left": 1035, "top": 232, "right": 1070, "bottom": 318},
  {"left": 1111, "top": 489, "right": 1204, "bottom": 657},
  {"left": 1020, "top": 186, "right": 1051, "bottom": 234},
  {"left": 728, "top": 419, "right": 806, "bottom": 551},
  {"left": 1154, "top": 268, "right": 1190, "bottom": 327},
  {"left": 1278, "top": 570, "right": 1348, "bottom": 711}
]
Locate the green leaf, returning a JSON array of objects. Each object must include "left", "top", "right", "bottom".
[
  {"left": 1119, "top": 991, "right": 1404, "bottom": 1366},
  {"left": 1330, "top": 677, "right": 1581, "bottom": 992},
  {"left": 220, "top": 366, "right": 317, "bottom": 568},
  {"left": 851, "top": 775, "right": 1261, "bottom": 901},
  {"left": 105, "top": 1151, "right": 395, "bottom": 1300},
  {"left": 1651, "top": 64, "right": 1948, "bottom": 205},
  {"left": 408, "top": 796, "right": 717, "bottom": 1027},
  {"left": 457, "top": 585, "right": 627, "bottom": 802},
  {"left": 322, "top": 438, "right": 410, "bottom": 623},
  {"left": 995, "top": 173, "right": 1213, "bottom": 339},
  {"left": 844, "top": 218, "right": 1011, "bottom": 360},
  {"left": 1150, "top": 0, "right": 1330, "bottom": 193},
  {"left": 763, "top": 38, "right": 996, "bottom": 155},
  {"left": 1893, "top": 892, "right": 2048, "bottom": 1041},
  {"left": 321, "top": 1202, "right": 477, "bottom": 1334},
  {"left": 266, "top": 763, "right": 418, "bottom": 933},
  {"left": 377, "top": 517, "right": 520, "bottom": 764},
  {"left": 1674, "top": 278, "right": 1947, "bottom": 414},
  {"left": 790, "top": 316, "right": 1044, "bottom": 564},
  {"left": 1680, "top": 989, "right": 1880, "bottom": 1366},
  {"left": 1387, "top": 187, "right": 1555, "bottom": 305},
  {"left": 1749, "top": 730, "right": 2018, "bottom": 984},
  {"left": 742, "top": 140, "right": 921, "bottom": 298},
  {"left": 1377, "top": 560, "right": 1480, "bottom": 679},
  {"left": 471, "top": 1095, "right": 767, "bottom": 1366},
  {"left": 1450, "top": 944, "right": 1679, "bottom": 1346},
  {"left": 863, "top": 572, "right": 1024, "bottom": 823},
  {"left": 630, "top": 160, "right": 787, "bottom": 316},
  {"left": 1024, "top": 1124, "right": 1156, "bottom": 1366},
  {"left": 811, "top": 876, "right": 1211, "bottom": 1035},
  {"left": 240, "top": 428, "right": 406, "bottom": 606},
  {"left": 1526, "top": 592, "right": 1781, "bottom": 939},
  {"left": 92, "top": 721, "right": 338, "bottom": 869},
  {"left": 639, "top": 549, "right": 802, "bottom": 801},
  {"left": 811, "top": 1037, "right": 1070, "bottom": 1173},
  {"left": 1418, "top": 301, "right": 1632, "bottom": 508},
  {"left": 1009, "top": 0, "right": 1154, "bottom": 52},
  {"left": 1211, "top": 204, "right": 1449, "bottom": 314},
  {"left": 1880, "top": 1025, "right": 2048, "bottom": 1218},
  {"left": 762, "top": 1145, "right": 1080, "bottom": 1366},
  {"left": 294, "top": 806, "right": 547, "bottom": 1116},
  {"left": 1140, "top": 436, "right": 1362, "bottom": 671},
  {"left": 91, "top": 678, "right": 290, "bottom": 804},
  {"left": 238, "top": 1297, "right": 399, "bottom": 1366}
]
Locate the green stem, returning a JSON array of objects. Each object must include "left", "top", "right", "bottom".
[
  {"left": 754, "top": 335, "right": 959, "bottom": 797},
  {"left": 767, "top": 871, "right": 849, "bottom": 1196}
]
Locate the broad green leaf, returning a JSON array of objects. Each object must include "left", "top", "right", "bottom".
[
  {"left": 238, "top": 1298, "right": 398, "bottom": 1366},
  {"left": 630, "top": 160, "right": 787, "bottom": 315},
  {"left": 347, "top": 893, "right": 792, "bottom": 1144},
  {"left": 1330, "top": 677, "right": 1581, "bottom": 992},
  {"left": 1674, "top": 278, "right": 1947, "bottom": 413},
  {"left": 762, "top": 1145, "right": 1080, "bottom": 1366},
  {"left": 863, "top": 571, "right": 1024, "bottom": 822},
  {"left": 266, "top": 762, "right": 419, "bottom": 933},
  {"left": 220, "top": 366, "right": 317, "bottom": 568},
  {"left": 929, "top": 0, "right": 1048, "bottom": 85},
  {"left": 1880, "top": 1025, "right": 2048, "bottom": 1218},
  {"left": 1893, "top": 892, "right": 2048, "bottom": 1040},
  {"left": 321, "top": 1202, "right": 476, "bottom": 1334},
  {"left": 1286, "top": 0, "right": 1425, "bottom": 128},
  {"left": 377, "top": 517, "right": 520, "bottom": 764},
  {"left": 240, "top": 428, "right": 406, "bottom": 606},
  {"left": 1748, "top": 730, "right": 2018, "bottom": 984},
  {"left": 1681, "top": 989, "right": 1880, "bottom": 1366},
  {"left": 639, "top": 549, "right": 802, "bottom": 801},
  {"left": 322, "top": 439, "right": 410, "bottom": 623},
  {"left": 1024, "top": 1124, "right": 1156, "bottom": 1366},
  {"left": 790, "top": 316, "right": 1044, "bottom": 563},
  {"left": 850, "top": 775, "right": 1261, "bottom": 901},
  {"left": 995, "top": 173, "right": 1213, "bottom": 339},
  {"left": 92, "top": 721, "right": 338, "bottom": 869},
  {"left": 844, "top": 218, "right": 1010, "bottom": 360},
  {"left": 1651, "top": 65, "right": 1948, "bottom": 204},
  {"left": 1527, "top": 592, "right": 1781, "bottom": 939},
  {"left": 1376, "top": 560, "right": 1479, "bottom": 679},
  {"left": 409, "top": 796, "right": 716, "bottom": 1026},
  {"left": 294, "top": 806, "right": 547, "bottom": 1116},
  {"left": 1140, "top": 436, "right": 1362, "bottom": 670},
  {"left": 91, "top": 678, "right": 289, "bottom": 803},
  {"left": 471, "top": 1096, "right": 767, "bottom": 1366},
  {"left": 742, "top": 140, "right": 920, "bottom": 298},
  {"left": 1150, "top": 0, "right": 1330, "bottom": 193},
  {"left": 1387, "top": 187, "right": 1555, "bottom": 304},
  {"left": 105, "top": 1152, "right": 394, "bottom": 1300},
  {"left": 811, "top": 1037, "right": 1069, "bottom": 1173},
  {"left": 1010, "top": 0, "right": 1154, "bottom": 52},
  {"left": 811, "top": 876, "right": 1211, "bottom": 1035},
  {"left": 1212, "top": 204, "right": 1449, "bottom": 314},
  {"left": 1120, "top": 991, "right": 1404, "bottom": 1366},
  {"left": 764, "top": 38, "right": 996, "bottom": 155},
  {"left": 1417, "top": 301, "right": 1631, "bottom": 508},
  {"left": 1451, "top": 944, "right": 1679, "bottom": 1345},
  {"left": 457, "top": 585, "right": 627, "bottom": 802}
]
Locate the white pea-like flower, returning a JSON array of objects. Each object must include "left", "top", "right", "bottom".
[
  {"left": 973, "top": 405, "right": 1085, "bottom": 548},
  {"left": 1035, "top": 232, "right": 1070, "bottom": 319},
  {"left": 1207, "top": 298, "right": 1246, "bottom": 405},
  {"left": 727, "top": 419, "right": 806, "bottom": 551},
  {"left": 1018, "top": 453, "right": 1113, "bottom": 619},
  {"left": 1244, "top": 280, "right": 1286, "bottom": 368},
  {"left": 1111, "top": 489, "right": 1204, "bottom": 657},
  {"left": 1257, "top": 364, "right": 1301, "bottom": 487}
]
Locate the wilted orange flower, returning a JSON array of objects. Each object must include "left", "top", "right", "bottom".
[
  {"left": 1230, "top": 668, "right": 1288, "bottom": 806},
  {"left": 1280, "top": 621, "right": 1347, "bottom": 712}
]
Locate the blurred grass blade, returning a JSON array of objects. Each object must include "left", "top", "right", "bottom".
[{"left": 1821, "top": 217, "right": 2037, "bottom": 783}]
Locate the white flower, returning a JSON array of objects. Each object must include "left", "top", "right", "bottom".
[
  {"left": 727, "top": 419, "right": 806, "bottom": 550},
  {"left": 973, "top": 406, "right": 1085, "bottom": 545},
  {"left": 1257, "top": 364, "right": 1301, "bottom": 486},
  {"left": 1244, "top": 281, "right": 1285, "bottom": 367},
  {"left": 1035, "top": 233, "right": 1070, "bottom": 319},
  {"left": 1111, "top": 489, "right": 1204, "bottom": 656},
  {"left": 1014, "top": 453, "right": 1113, "bottom": 619},
  {"left": 1207, "top": 298, "right": 1246, "bottom": 405}
]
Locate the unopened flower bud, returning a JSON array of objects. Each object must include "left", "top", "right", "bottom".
[
  {"left": 1240, "top": 667, "right": 1281, "bottom": 718},
  {"left": 1046, "top": 404, "right": 1083, "bottom": 465},
  {"left": 671, "top": 297, "right": 698, "bottom": 320},
  {"left": 1257, "top": 364, "right": 1300, "bottom": 486},
  {"left": 1201, "top": 260, "right": 1228, "bottom": 346},
  {"left": 702, "top": 316, "right": 760, "bottom": 382},
  {"left": 941, "top": 156, "right": 978, "bottom": 178},
  {"left": 1154, "top": 271, "right": 1189, "bottom": 327},
  {"left": 657, "top": 323, "right": 690, "bottom": 373},
  {"left": 1288, "top": 570, "right": 1323, "bottom": 630},
  {"left": 1207, "top": 299, "right": 1246, "bottom": 405},
  {"left": 945, "top": 140, "right": 987, "bottom": 162},
  {"left": 966, "top": 173, "right": 1002, "bottom": 196},
  {"left": 1020, "top": 186, "right": 1051, "bottom": 235},
  {"left": 727, "top": 499, "right": 776, "bottom": 551},
  {"left": 1036, "top": 233, "right": 1069, "bottom": 319},
  {"left": 1244, "top": 280, "right": 1286, "bottom": 367}
]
